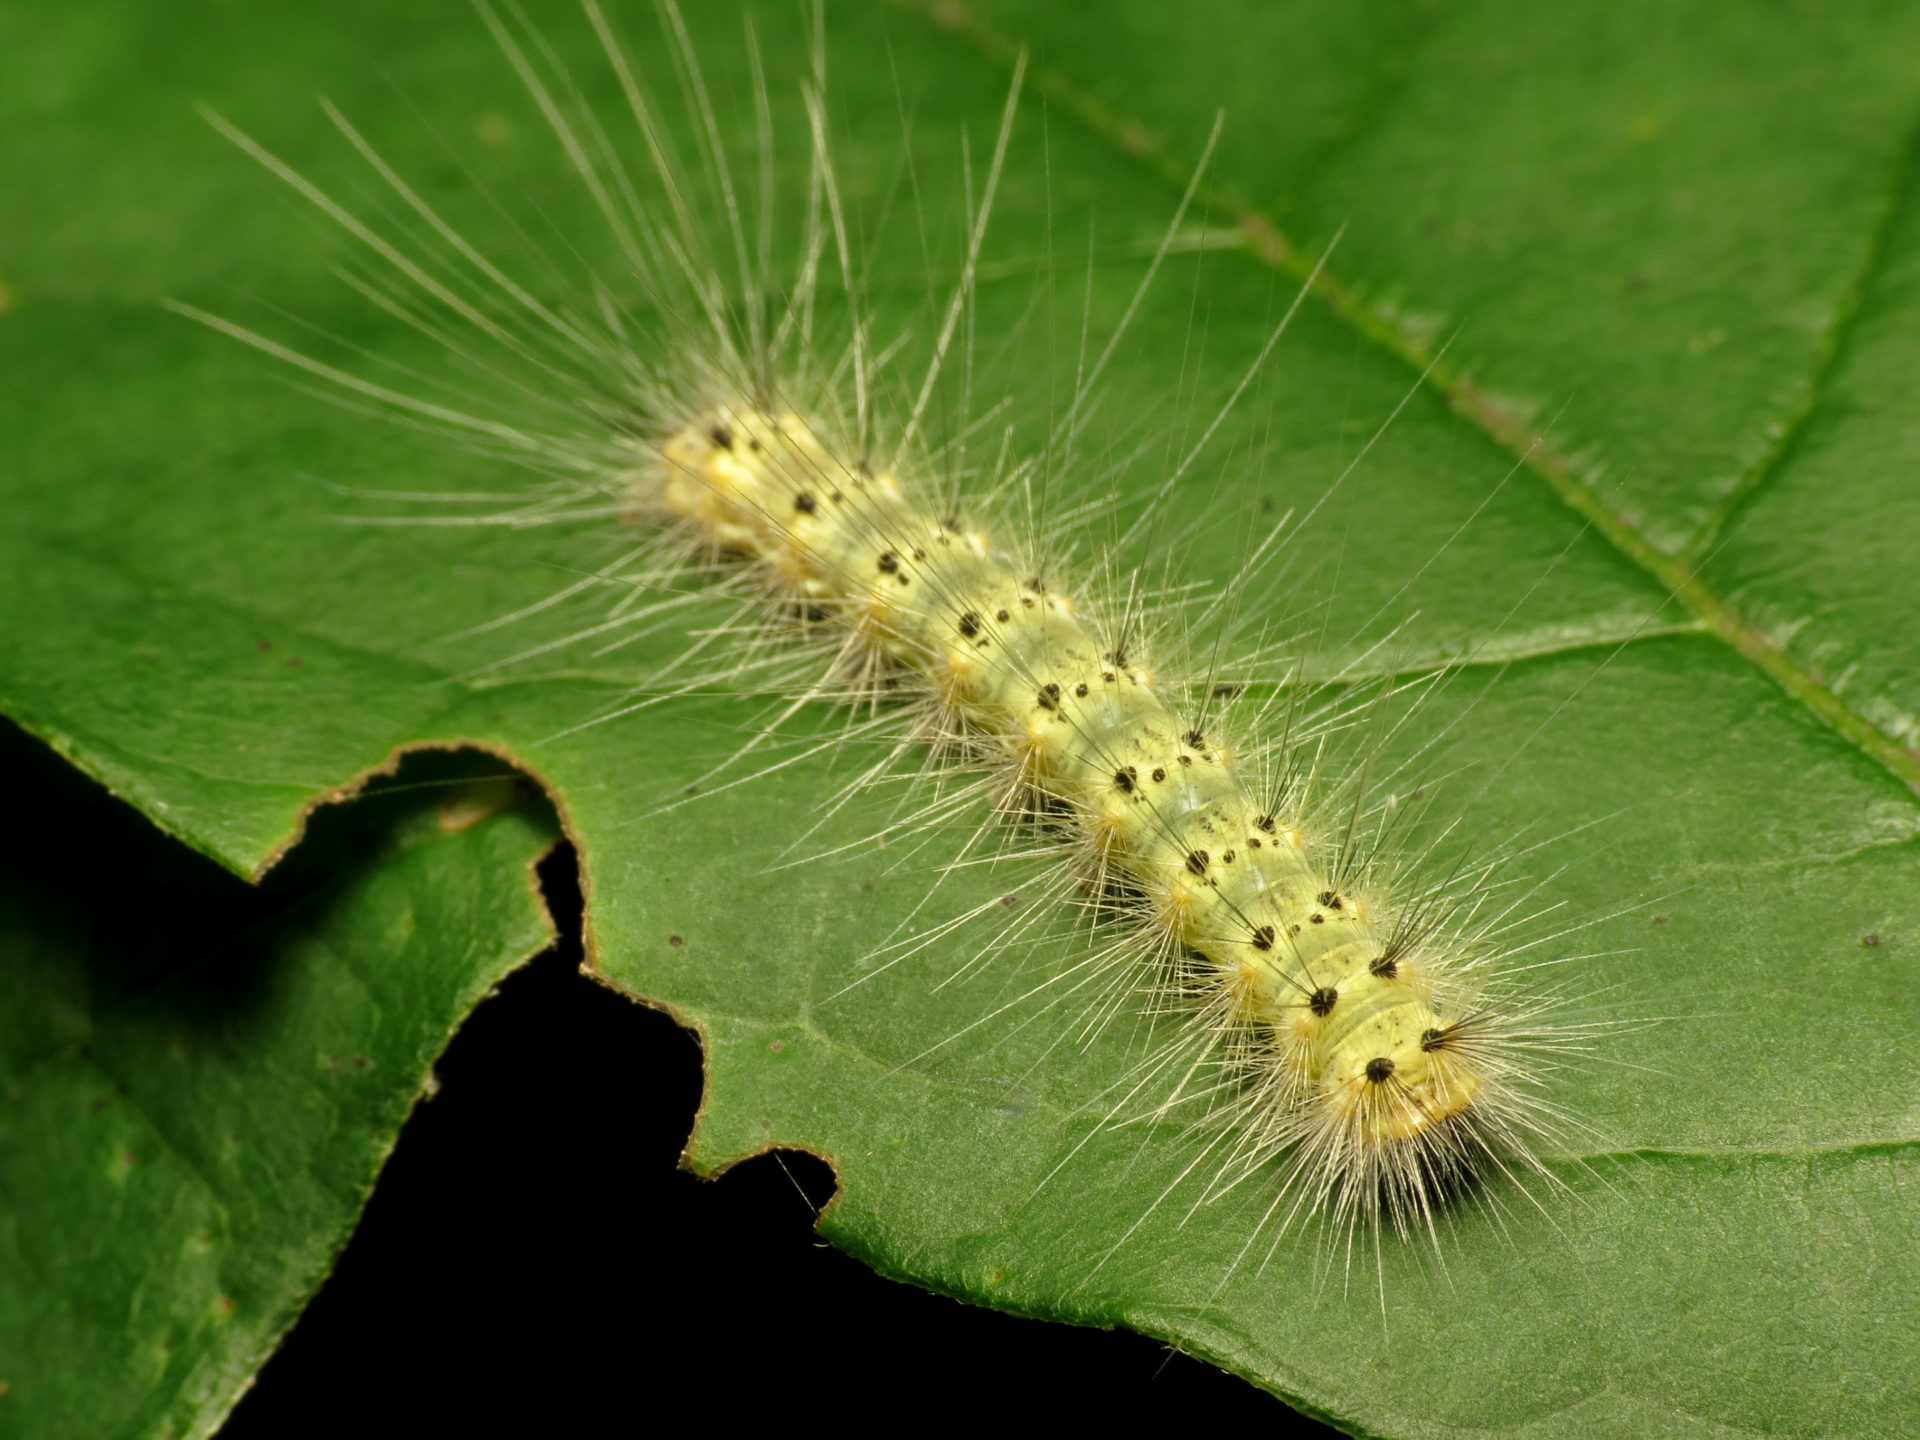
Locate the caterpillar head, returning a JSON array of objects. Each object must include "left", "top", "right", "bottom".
[
  {"left": 1284, "top": 992, "right": 1557, "bottom": 1234},
  {"left": 1325, "top": 1009, "right": 1485, "bottom": 1147}
]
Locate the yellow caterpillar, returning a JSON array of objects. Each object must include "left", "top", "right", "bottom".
[
  {"left": 176, "top": 0, "right": 1579, "bottom": 1264},
  {"left": 653, "top": 404, "right": 1529, "bottom": 1235}
]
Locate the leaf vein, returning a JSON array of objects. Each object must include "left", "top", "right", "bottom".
[{"left": 900, "top": 0, "right": 1920, "bottom": 797}]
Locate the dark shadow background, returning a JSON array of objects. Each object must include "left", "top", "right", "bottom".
[{"left": 220, "top": 836, "right": 1340, "bottom": 1435}]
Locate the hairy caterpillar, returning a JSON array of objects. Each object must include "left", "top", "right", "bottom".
[
  {"left": 646, "top": 396, "right": 1559, "bottom": 1237},
  {"left": 172, "top": 0, "right": 1602, "bottom": 1320}
]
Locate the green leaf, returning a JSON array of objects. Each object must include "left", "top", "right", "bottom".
[
  {"left": 0, "top": 726, "right": 557, "bottom": 1438},
  {"left": 3, "top": 0, "right": 1918, "bottom": 1435}
]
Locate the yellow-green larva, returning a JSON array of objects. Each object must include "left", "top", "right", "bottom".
[
  {"left": 177, "top": 0, "right": 1584, "bottom": 1265},
  {"left": 649, "top": 401, "right": 1538, "bottom": 1238}
]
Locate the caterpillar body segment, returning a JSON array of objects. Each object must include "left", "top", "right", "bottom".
[{"left": 657, "top": 407, "right": 1495, "bottom": 1223}]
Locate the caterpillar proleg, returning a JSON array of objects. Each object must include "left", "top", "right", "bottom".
[{"left": 173, "top": 0, "right": 1601, "bottom": 1296}]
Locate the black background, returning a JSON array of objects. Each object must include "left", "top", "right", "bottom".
[{"left": 222, "top": 840, "right": 1340, "bottom": 1435}]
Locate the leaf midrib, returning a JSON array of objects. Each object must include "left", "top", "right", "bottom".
[{"left": 898, "top": 0, "right": 1920, "bottom": 797}]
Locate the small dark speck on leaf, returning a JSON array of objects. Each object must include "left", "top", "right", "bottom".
[
  {"left": 1651, "top": 914, "right": 1669, "bottom": 925},
  {"left": 1863, "top": 933, "right": 1881, "bottom": 947},
  {"left": 256, "top": 640, "right": 272, "bottom": 652},
  {"left": 285, "top": 656, "right": 304, "bottom": 668},
  {"left": 770, "top": 1040, "right": 784, "bottom": 1052},
  {"left": 668, "top": 935, "right": 684, "bottom": 948}
]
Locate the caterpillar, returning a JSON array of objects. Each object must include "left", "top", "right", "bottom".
[
  {"left": 172, "top": 0, "right": 1592, "bottom": 1302},
  {"left": 649, "top": 398, "right": 1551, "bottom": 1239}
]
